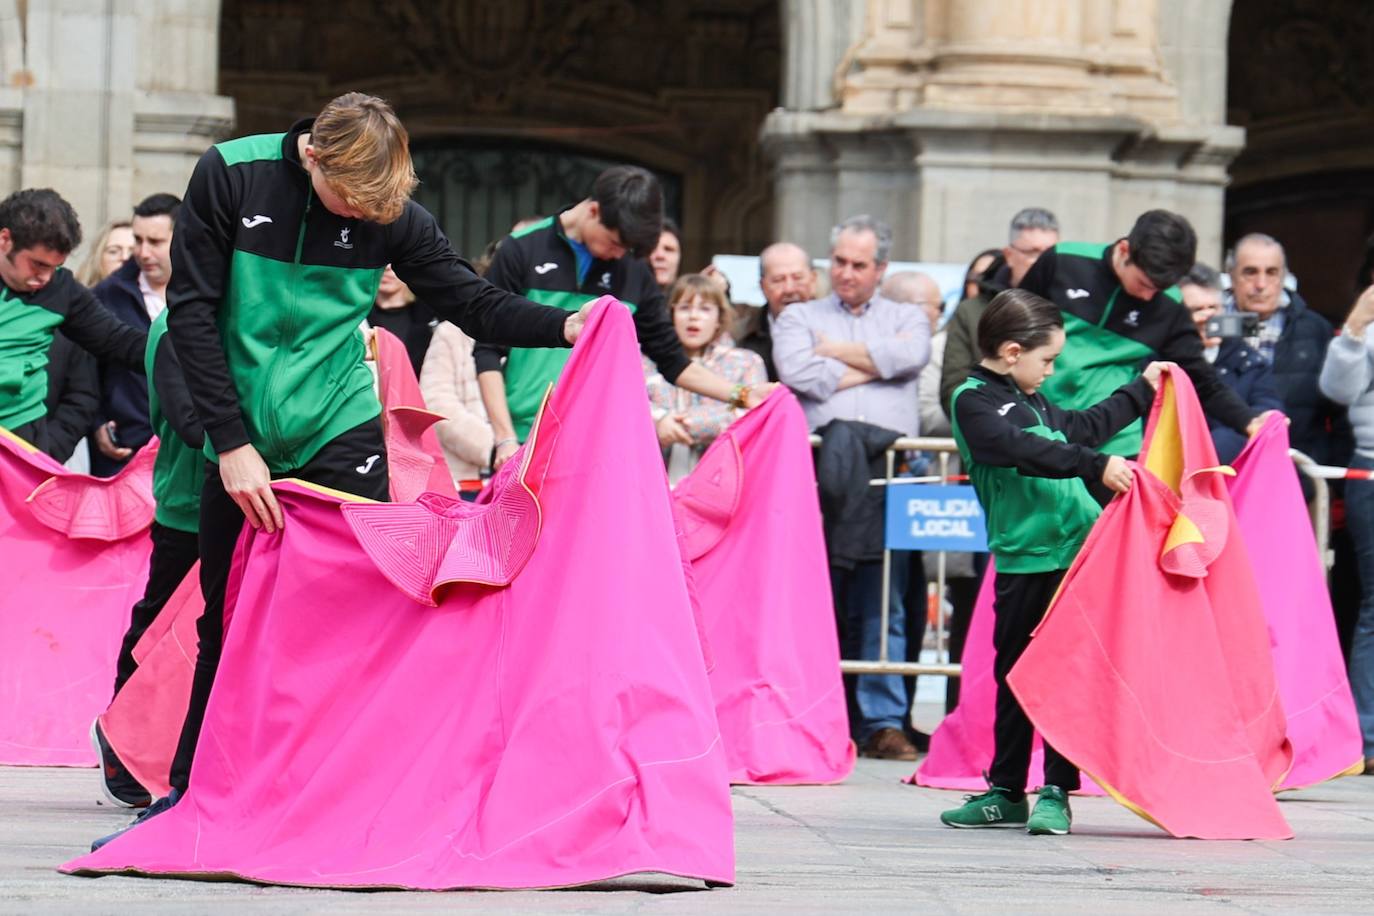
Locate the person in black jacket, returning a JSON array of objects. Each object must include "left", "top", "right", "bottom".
[
  {"left": 737, "top": 241, "right": 816, "bottom": 383},
  {"left": 92, "top": 92, "right": 593, "bottom": 850},
  {"left": 0, "top": 189, "right": 147, "bottom": 455},
  {"left": 475, "top": 167, "right": 773, "bottom": 470},
  {"left": 89, "top": 193, "right": 181, "bottom": 476},
  {"left": 42, "top": 330, "right": 100, "bottom": 463}
]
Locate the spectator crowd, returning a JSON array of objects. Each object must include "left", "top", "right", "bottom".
[{"left": 4, "top": 90, "right": 1374, "bottom": 803}]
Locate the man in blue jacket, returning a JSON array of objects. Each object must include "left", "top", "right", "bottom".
[
  {"left": 90, "top": 193, "right": 179, "bottom": 475},
  {"left": 1179, "top": 263, "right": 1283, "bottom": 463}
]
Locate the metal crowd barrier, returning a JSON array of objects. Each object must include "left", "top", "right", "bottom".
[{"left": 813, "top": 436, "right": 1339, "bottom": 681}]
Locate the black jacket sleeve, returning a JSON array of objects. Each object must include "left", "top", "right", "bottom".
[
  {"left": 1043, "top": 377, "right": 1154, "bottom": 448},
  {"left": 627, "top": 266, "right": 690, "bottom": 383},
  {"left": 151, "top": 334, "right": 205, "bottom": 449},
  {"left": 42, "top": 331, "right": 101, "bottom": 462},
  {"left": 166, "top": 146, "right": 250, "bottom": 455},
  {"left": 1015, "top": 248, "right": 1057, "bottom": 295},
  {"left": 389, "top": 203, "right": 569, "bottom": 353},
  {"left": 58, "top": 277, "right": 147, "bottom": 371},
  {"left": 470, "top": 232, "right": 525, "bottom": 375},
  {"left": 953, "top": 385, "right": 1109, "bottom": 481},
  {"left": 1157, "top": 305, "right": 1256, "bottom": 434}
]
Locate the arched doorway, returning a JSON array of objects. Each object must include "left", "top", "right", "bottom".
[
  {"left": 218, "top": 1, "right": 779, "bottom": 266},
  {"left": 1225, "top": 0, "right": 1374, "bottom": 319}
]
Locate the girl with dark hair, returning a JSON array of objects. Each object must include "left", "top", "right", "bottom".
[{"left": 940, "top": 288, "right": 1168, "bottom": 836}]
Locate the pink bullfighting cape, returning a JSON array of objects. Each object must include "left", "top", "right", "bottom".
[
  {"left": 1229, "top": 415, "right": 1363, "bottom": 788},
  {"left": 95, "top": 566, "right": 202, "bottom": 797},
  {"left": 673, "top": 388, "right": 854, "bottom": 784},
  {"left": 96, "top": 328, "right": 460, "bottom": 795},
  {"left": 64, "top": 299, "right": 735, "bottom": 889},
  {"left": 372, "top": 325, "right": 458, "bottom": 501},
  {"left": 913, "top": 567, "right": 1101, "bottom": 795},
  {"left": 1007, "top": 370, "right": 1293, "bottom": 840},
  {"left": 0, "top": 430, "right": 157, "bottom": 766}
]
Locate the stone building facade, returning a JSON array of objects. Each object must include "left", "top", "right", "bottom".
[{"left": 2, "top": 1, "right": 1370, "bottom": 317}]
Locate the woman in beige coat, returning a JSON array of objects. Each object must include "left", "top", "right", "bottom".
[{"left": 419, "top": 322, "right": 495, "bottom": 487}]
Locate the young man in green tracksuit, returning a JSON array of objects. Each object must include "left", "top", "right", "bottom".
[
  {"left": 941, "top": 289, "right": 1165, "bottom": 835},
  {"left": 0, "top": 189, "right": 148, "bottom": 452},
  {"left": 475, "top": 167, "right": 770, "bottom": 470},
  {"left": 1017, "top": 209, "right": 1265, "bottom": 457},
  {"left": 93, "top": 92, "right": 591, "bottom": 848},
  {"left": 92, "top": 309, "right": 205, "bottom": 810}
]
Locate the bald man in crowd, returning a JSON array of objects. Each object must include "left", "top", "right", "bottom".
[
  {"left": 882, "top": 271, "right": 947, "bottom": 437},
  {"left": 739, "top": 241, "right": 816, "bottom": 382}
]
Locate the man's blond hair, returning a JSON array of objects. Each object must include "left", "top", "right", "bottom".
[{"left": 311, "top": 92, "right": 417, "bottom": 224}]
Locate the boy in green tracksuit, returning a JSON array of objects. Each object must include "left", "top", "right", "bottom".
[
  {"left": 91, "top": 309, "right": 205, "bottom": 810},
  {"left": 1017, "top": 209, "right": 1262, "bottom": 456},
  {"left": 941, "top": 288, "right": 1165, "bottom": 835},
  {"left": 475, "top": 167, "right": 769, "bottom": 470}
]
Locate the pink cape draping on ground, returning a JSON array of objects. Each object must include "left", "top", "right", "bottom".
[
  {"left": 916, "top": 404, "right": 1354, "bottom": 801},
  {"left": 1007, "top": 371, "right": 1292, "bottom": 839},
  {"left": 97, "top": 331, "right": 462, "bottom": 793},
  {"left": 96, "top": 566, "right": 202, "bottom": 797},
  {"left": 0, "top": 430, "right": 157, "bottom": 766},
  {"left": 63, "top": 299, "right": 735, "bottom": 889},
  {"left": 911, "top": 567, "right": 1105, "bottom": 795},
  {"left": 673, "top": 389, "right": 854, "bottom": 785},
  {"left": 372, "top": 326, "right": 458, "bottom": 501},
  {"left": 1229, "top": 416, "right": 1364, "bottom": 789}
]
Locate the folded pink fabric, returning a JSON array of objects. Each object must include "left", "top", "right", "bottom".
[
  {"left": 0, "top": 430, "right": 156, "bottom": 766},
  {"left": 675, "top": 389, "right": 855, "bottom": 785},
  {"left": 97, "top": 566, "right": 203, "bottom": 796},
  {"left": 64, "top": 299, "right": 734, "bottom": 889},
  {"left": 373, "top": 326, "right": 458, "bottom": 502},
  {"left": 1009, "top": 371, "right": 1292, "bottom": 839},
  {"left": 1228, "top": 415, "right": 1363, "bottom": 788}
]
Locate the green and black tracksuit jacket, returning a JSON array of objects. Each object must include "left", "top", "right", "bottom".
[
  {"left": 950, "top": 367, "right": 1153, "bottom": 574},
  {"left": 472, "top": 212, "right": 689, "bottom": 440},
  {"left": 145, "top": 311, "right": 204, "bottom": 533},
  {"left": 1019, "top": 241, "right": 1255, "bottom": 456},
  {"left": 167, "top": 119, "right": 571, "bottom": 473},
  {"left": 0, "top": 268, "right": 146, "bottom": 432}
]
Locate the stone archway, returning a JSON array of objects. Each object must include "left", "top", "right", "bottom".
[
  {"left": 1224, "top": 0, "right": 1374, "bottom": 319},
  {"left": 218, "top": 0, "right": 781, "bottom": 264}
]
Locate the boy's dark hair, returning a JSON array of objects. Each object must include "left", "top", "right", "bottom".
[
  {"left": 977, "top": 288, "right": 1064, "bottom": 359},
  {"left": 0, "top": 188, "right": 82, "bottom": 255},
  {"left": 134, "top": 192, "right": 182, "bottom": 221},
  {"left": 1126, "top": 209, "right": 1197, "bottom": 291},
  {"left": 591, "top": 165, "right": 663, "bottom": 258}
]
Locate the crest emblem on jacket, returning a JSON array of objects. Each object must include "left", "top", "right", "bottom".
[{"left": 334, "top": 227, "right": 353, "bottom": 250}]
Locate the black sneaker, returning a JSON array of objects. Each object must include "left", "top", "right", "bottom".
[
  {"left": 90, "top": 787, "right": 181, "bottom": 852},
  {"left": 90, "top": 720, "right": 151, "bottom": 809}
]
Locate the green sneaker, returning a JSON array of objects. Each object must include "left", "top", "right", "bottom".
[
  {"left": 1027, "top": 785, "right": 1072, "bottom": 835},
  {"left": 939, "top": 786, "right": 1029, "bottom": 828}
]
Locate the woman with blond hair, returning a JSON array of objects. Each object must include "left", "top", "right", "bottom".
[
  {"left": 74, "top": 220, "right": 135, "bottom": 287},
  {"left": 647, "top": 273, "right": 766, "bottom": 483}
]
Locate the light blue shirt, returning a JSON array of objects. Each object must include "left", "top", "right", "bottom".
[{"left": 772, "top": 292, "right": 931, "bottom": 435}]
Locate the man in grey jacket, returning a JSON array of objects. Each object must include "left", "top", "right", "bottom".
[{"left": 1319, "top": 282, "right": 1374, "bottom": 774}]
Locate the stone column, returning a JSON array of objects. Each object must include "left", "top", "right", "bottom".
[
  {"left": 763, "top": 0, "right": 1242, "bottom": 264},
  {"left": 8, "top": 0, "right": 231, "bottom": 248}
]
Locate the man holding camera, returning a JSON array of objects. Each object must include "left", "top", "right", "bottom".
[
  {"left": 1179, "top": 263, "right": 1282, "bottom": 463},
  {"left": 1018, "top": 209, "right": 1265, "bottom": 457}
]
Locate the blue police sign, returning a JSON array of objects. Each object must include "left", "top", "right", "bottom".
[{"left": 884, "top": 483, "right": 988, "bottom": 552}]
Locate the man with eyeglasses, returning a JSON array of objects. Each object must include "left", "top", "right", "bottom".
[
  {"left": 739, "top": 241, "right": 817, "bottom": 382},
  {"left": 940, "top": 207, "right": 1060, "bottom": 416}
]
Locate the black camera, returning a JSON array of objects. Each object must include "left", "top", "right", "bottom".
[{"left": 1204, "top": 312, "right": 1260, "bottom": 339}]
